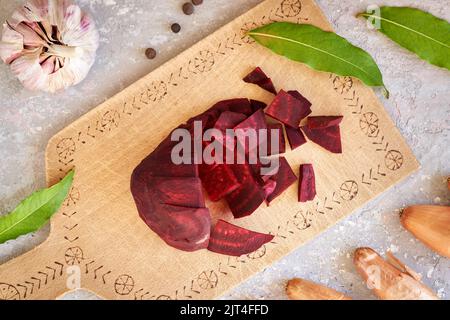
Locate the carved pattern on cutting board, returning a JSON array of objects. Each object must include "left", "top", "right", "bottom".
[
  {"left": 1, "top": 261, "right": 65, "bottom": 300},
  {"left": 33, "top": 0, "right": 409, "bottom": 300}
]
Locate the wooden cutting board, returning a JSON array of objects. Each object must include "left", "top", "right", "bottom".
[{"left": 0, "top": 0, "right": 418, "bottom": 300}]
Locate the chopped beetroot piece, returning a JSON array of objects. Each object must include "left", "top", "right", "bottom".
[
  {"left": 133, "top": 138, "right": 198, "bottom": 179},
  {"left": 210, "top": 98, "right": 253, "bottom": 116},
  {"left": 263, "top": 179, "right": 277, "bottom": 199},
  {"left": 152, "top": 177, "right": 205, "bottom": 208},
  {"left": 243, "top": 67, "right": 277, "bottom": 95},
  {"left": 199, "top": 164, "right": 240, "bottom": 201},
  {"left": 267, "top": 123, "right": 286, "bottom": 155},
  {"left": 214, "top": 111, "right": 247, "bottom": 131},
  {"left": 243, "top": 67, "right": 269, "bottom": 84},
  {"left": 207, "top": 219, "right": 274, "bottom": 256},
  {"left": 147, "top": 204, "right": 211, "bottom": 251},
  {"left": 301, "top": 125, "right": 342, "bottom": 154},
  {"left": 266, "top": 157, "right": 297, "bottom": 203},
  {"left": 285, "top": 126, "right": 307, "bottom": 150},
  {"left": 265, "top": 90, "right": 312, "bottom": 128},
  {"left": 257, "top": 78, "right": 278, "bottom": 95},
  {"left": 299, "top": 164, "right": 316, "bottom": 202},
  {"left": 250, "top": 99, "right": 267, "bottom": 113},
  {"left": 307, "top": 116, "right": 343, "bottom": 129},
  {"left": 226, "top": 164, "right": 265, "bottom": 218},
  {"left": 234, "top": 109, "right": 268, "bottom": 154}
]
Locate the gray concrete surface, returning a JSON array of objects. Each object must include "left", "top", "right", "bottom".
[{"left": 0, "top": 0, "right": 448, "bottom": 300}]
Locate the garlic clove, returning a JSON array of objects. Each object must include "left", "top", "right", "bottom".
[
  {"left": 13, "top": 22, "right": 47, "bottom": 47},
  {"left": 401, "top": 205, "right": 450, "bottom": 258},
  {"left": 353, "top": 247, "right": 438, "bottom": 300},
  {"left": 286, "top": 278, "right": 352, "bottom": 300},
  {"left": 0, "top": 23, "right": 23, "bottom": 64}
]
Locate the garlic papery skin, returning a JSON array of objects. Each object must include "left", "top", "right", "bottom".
[{"left": 0, "top": 0, "right": 99, "bottom": 93}]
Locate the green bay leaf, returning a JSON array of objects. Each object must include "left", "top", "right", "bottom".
[
  {"left": 359, "top": 7, "right": 450, "bottom": 71},
  {"left": 248, "top": 22, "right": 388, "bottom": 97},
  {"left": 0, "top": 170, "right": 74, "bottom": 244}
]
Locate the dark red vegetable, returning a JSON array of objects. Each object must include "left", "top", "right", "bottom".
[
  {"left": 199, "top": 164, "right": 240, "bottom": 202},
  {"left": 285, "top": 126, "right": 307, "bottom": 150},
  {"left": 298, "top": 164, "right": 316, "bottom": 202},
  {"left": 263, "top": 179, "right": 277, "bottom": 199},
  {"left": 267, "top": 123, "right": 286, "bottom": 155},
  {"left": 151, "top": 177, "right": 205, "bottom": 208},
  {"left": 301, "top": 125, "right": 342, "bottom": 154},
  {"left": 207, "top": 219, "right": 274, "bottom": 256},
  {"left": 250, "top": 99, "right": 267, "bottom": 112},
  {"left": 266, "top": 157, "right": 297, "bottom": 203},
  {"left": 265, "top": 90, "right": 312, "bottom": 128},
  {"left": 226, "top": 164, "right": 266, "bottom": 218},
  {"left": 234, "top": 109, "right": 268, "bottom": 154},
  {"left": 243, "top": 67, "right": 277, "bottom": 95},
  {"left": 214, "top": 111, "right": 247, "bottom": 131},
  {"left": 307, "top": 116, "right": 343, "bottom": 129}
]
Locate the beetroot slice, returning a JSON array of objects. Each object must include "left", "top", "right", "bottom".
[
  {"left": 266, "top": 157, "right": 297, "bottom": 203},
  {"left": 214, "top": 111, "right": 247, "bottom": 131},
  {"left": 307, "top": 116, "right": 343, "bottom": 129},
  {"left": 299, "top": 164, "right": 316, "bottom": 202},
  {"left": 234, "top": 109, "right": 268, "bottom": 154},
  {"left": 199, "top": 164, "right": 240, "bottom": 202},
  {"left": 243, "top": 67, "right": 277, "bottom": 95},
  {"left": 267, "top": 123, "right": 286, "bottom": 155},
  {"left": 207, "top": 219, "right": 274, "bottom": 256},
  {"left": 265, "top": 90, "right": 312, "bottom": 128},
  {"left": 250, "top": 99, "right": 267, "bottom": 112},
  {"left": 263, "top": 179, "right": 277, "bottom": 199},
  {"left": 285, "top": 126, "right": 307, "bottom": 150},
  {"left": 301, "top": 125, "right": 342, "bottom": 154},
  {"left": 210, "top": 98, "right": 253, "bottom": 117},
  {"left": 151, "top": 177, "right": 205, "bottom": 208},
  {"left": 226, "top": 164, "right": 265, "bottom": 218},
  {"left": 147, "top": 204, "right": 211, "bottom": 252}
]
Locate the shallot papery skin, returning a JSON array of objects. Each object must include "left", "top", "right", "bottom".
[{"left": 0, "top": 0, "right": 99, "bottom": 93}]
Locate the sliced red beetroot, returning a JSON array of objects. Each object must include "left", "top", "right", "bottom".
[
  {"left": 301, "top": 125, "right": 342, "bottom": 154},
  {"left": 267, "top": 123, "right": 286, "bottom": 155},
  {"left": 307, "top": 116, "right": 343, "bottom": 129},
  {"left": 265, "top": 90, "right": 312, "bottom": 128},
  {"left": 207, "top": 219, "right": 274, "bottom": 256},
  {"left": 285, "top": 126, "right": 307, "bottom": 150},
  {"left": 151, "top": 177, "right": 205, "bottom": 208},
  {"left": 212, "top": 98, "right": 254, "bottom": 116},
  {"left": 266, "top": 157, "right": 297, "bottom": 203},
  {"left": 250, "top": 99, "right": 267, "bottom": 112},
  {"left": 299, "top": 164, "right": 316, "bottom": 202},
  {"left": 226, "top": 164, "right": 265, "bottom": 218},
  {"left": 214, "top": 111, "right": 247, "bottom": 131},
  {"left": 234, "top": 109, "right": 268, "bottom": 154},
  {"left": 147, "top": 204, "right": 211, "bottom": 251},
  {"left": 263, "top": 179, "right": 277, "bottom": 199},
  {"left": 243, "top": 67, "right": 277, "bottom": 95},
  {"left": 199, "top": 164, "right": 240, "bottom": 202},
  {"left": 134, "top": 138, "right": 198, "bottom": 179}
]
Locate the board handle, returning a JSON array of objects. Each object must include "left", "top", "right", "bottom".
[{"left": 0, "top": 238, "right": 71, "bottom": 300}]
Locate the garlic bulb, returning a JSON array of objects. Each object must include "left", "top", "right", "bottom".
[{"left": 0, "top": 0, "right": 99, "bottom": 93}]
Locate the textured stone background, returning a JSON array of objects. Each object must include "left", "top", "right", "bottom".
[{"left": 0, "top": 0, "right": 448, "bottom": 300}]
